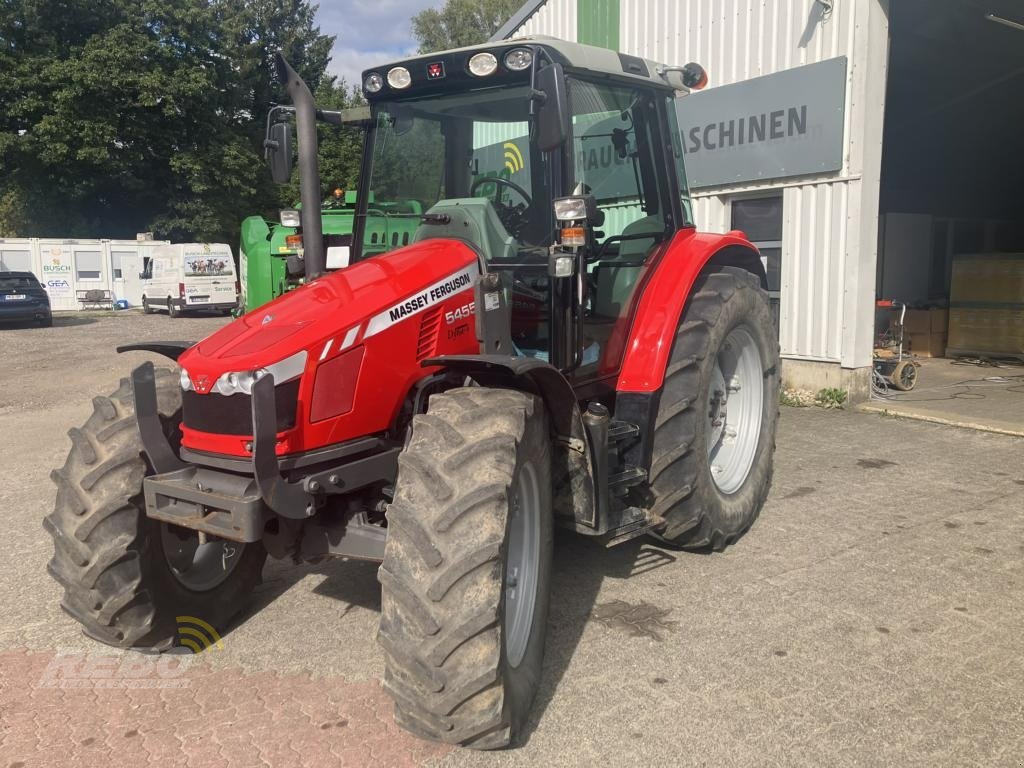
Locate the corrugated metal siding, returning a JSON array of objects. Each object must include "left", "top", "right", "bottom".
[
  {"left": 601, "top": 202, "right": 646, "bottom": 237},
  {"left": 517, "top": 0, "right": 577, "bottom": 40},
  {"left": 619, "top": 0, "right": 866, "bottom": 363},
  {"left": 503, "top": 0, "right": 889, "bottom": 368}
]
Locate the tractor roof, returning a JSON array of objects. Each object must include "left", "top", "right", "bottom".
[{"left": 360, "top": 36, "right": 691, "bottom": 99}]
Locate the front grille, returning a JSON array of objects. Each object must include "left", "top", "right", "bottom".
[{"left": 182, "top": 378, "right": 300, "bottom": 435}]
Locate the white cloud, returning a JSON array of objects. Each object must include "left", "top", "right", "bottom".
[
  {"left": 317, "top": 0, "right": 439, "bottom": 85},
  {"left": 327, "top": 44, "right": 418, "bottom": 88}
]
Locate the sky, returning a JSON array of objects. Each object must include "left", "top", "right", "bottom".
[{"left": 317, "top": 1, "right": 442, "bottom": 88}]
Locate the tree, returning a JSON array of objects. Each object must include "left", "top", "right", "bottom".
[
  {"left": 279, "top": 78, "right": 365, "bottom": 207},
  {"left": 0, "top": 0, "right": 334, "bottom": 243},
  {"left": 411, "top": 0, "right": 520, "bottom": 53}
]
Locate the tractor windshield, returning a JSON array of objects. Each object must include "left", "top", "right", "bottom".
[
  {"left": 357, "top": 84, "right": 556, "bottom": 260},
  {"left": 357, "top": 74, "right": 680, "bottom": 375}
]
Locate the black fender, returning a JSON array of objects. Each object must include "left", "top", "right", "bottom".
[
  {"left": 116, "top": 341, "right": 195, "bottom": 362},
  {"left": 423, "top": 354, "right": 596, "bottom": 531}
]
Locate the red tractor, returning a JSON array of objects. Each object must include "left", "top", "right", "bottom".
[{"left": 46, "top": 38, "right": 779, "bottom": 749}]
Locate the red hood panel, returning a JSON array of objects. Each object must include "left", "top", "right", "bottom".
[{"left": 181, "top": 239, "right": 480, "bottom": 378}]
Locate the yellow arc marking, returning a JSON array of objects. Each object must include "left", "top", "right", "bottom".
[{"left": 176, "top": 616, "right": 225, "bottom": 651}]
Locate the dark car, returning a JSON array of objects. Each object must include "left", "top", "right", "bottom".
[{"left": 0, "top": 271, "right": 52, "bottom": 327}]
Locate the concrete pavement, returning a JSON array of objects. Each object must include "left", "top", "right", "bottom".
[{"left": 1, "top": 314, "right": 1022, "bottom": 767}]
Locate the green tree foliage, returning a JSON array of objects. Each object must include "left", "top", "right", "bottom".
[
  {"left": 0, "top": 0, "right": 339, "bottom": 242},
  {"left": 279, "top": 79, "right": 365, "bottom": 208},
  {"left": 411, "top": 0, "right": 520, "bottom": 53}
]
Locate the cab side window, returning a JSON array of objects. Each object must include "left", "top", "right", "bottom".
[
  {"left": 569, "top": 80, "right": 669, "bottom": 264},
  {"left": 569, "top": 79, "right": 672, "bottom": 376}
]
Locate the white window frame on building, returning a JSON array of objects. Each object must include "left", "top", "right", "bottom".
[
  {"left": 0, "top": 249, "right": 33, "bottom": 272},
  {"left": 74, "top": 249, "right": 103, "bottom": 281},
  {"left": 730, "top": 194, "right": 782, "bottom": 326}
]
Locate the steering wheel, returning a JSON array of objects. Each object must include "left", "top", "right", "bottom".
[{"left": 471, "top": 176, "right": 533, "bottom": 237}]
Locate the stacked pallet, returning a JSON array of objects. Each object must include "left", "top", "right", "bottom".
[{"left": 946, "top": 253, "right": 1024, "bottom": 358}]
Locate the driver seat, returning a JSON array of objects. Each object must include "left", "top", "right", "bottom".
[{"left": 412, "top": 199, "right": 516, "bottom": 262}]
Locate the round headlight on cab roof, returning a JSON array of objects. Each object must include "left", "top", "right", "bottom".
[
  {"left": 503, "top": 48, "right": 533, "bottom": 72},
  {"left": 386, "top": 66, "right": 412, "bottom": 89},
  {"left": 468, "top": 52, "right": 498, "bottom": 77},
  {"left": 363, "top": 72, "right": 384, "bottom": 93}
]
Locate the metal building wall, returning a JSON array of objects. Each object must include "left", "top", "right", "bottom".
[
  {"left": 517, "top": 0, "right": 577, "bottom": 40},
  {"left": 504, "top": 0, "right": 891, "bottom": 373},
  {"left": 619, "top": 0, "right": 888, "bottom": 368}
]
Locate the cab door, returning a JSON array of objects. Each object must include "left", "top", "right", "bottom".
[{"left": 561, "top": 78, "right": 678, "bottom": 386}]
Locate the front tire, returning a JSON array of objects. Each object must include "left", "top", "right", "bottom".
[
  {"left": 649, "top": 267, "right": 780, "bottom": 550},
  {"left": 44, "top": 368, "right": 265, "bottom": 649},
  {"left": 378, "top": 388, "right": 552, "bottom": 749},
  {"left": 142, "top": 296, "right": 153, "bottom": 314}
]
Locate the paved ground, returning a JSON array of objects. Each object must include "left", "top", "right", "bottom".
[
  {"left": 860, "top": 357, "right": 1024, "bottom": 437},
  {"left": 1, "top": 312, "right": 1022, "bottom": 767}
]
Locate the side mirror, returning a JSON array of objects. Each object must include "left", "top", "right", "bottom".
[
  {"left": 535, "top": 63, "right": 569, "bottom": 152},
  {"left": 265, "top": 121, "right": 293, "bottom": 184}
]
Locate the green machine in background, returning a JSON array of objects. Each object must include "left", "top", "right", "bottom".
[
  {"left": 238, "top": 191, "right": 423, "bottom": 313},
  {"left": 239, "top": 99, "right": 425, "bottom": 314}
]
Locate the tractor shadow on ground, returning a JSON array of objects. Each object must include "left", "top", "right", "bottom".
[
  {"left": 227, "top": 529, "right": 676, "bottom": 748},
  {"left": 243, "top": 555, "right": 383, "bottom": 620},
  {"left": 517, "top": 530, "right": 678, "bottom": 747}
]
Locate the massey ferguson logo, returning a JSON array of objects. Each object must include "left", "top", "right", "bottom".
[
  {"left": 363, "top": 264, "right": 479, "bottom": 339},
  {"left": 193, "top": 374, "right": 211, "bottom": 393}
]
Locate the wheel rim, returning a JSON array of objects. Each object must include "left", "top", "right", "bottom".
[
  {"left": 160, "top": 524, "right": 243, "bottom": 592},
  {"left": 706, "top": 326, "right": 765, "bottom": 495},
  {"left": 901, "top": 363, "right": 916, "bottom": 389},
  {"left": 504, "top": 461, "right": 540, "bottom": 668}
]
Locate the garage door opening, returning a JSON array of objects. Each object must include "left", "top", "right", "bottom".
[{"left": 868, "top": 0, "right": 1024, "bottom": 433}]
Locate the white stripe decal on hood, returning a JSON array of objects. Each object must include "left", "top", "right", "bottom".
[{"left": 363, "top": 263, "right": 479, "bottom": 339}]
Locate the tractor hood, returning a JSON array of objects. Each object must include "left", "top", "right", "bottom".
[{"left": 179, "top": 238, "right": 481, "bottom": 386}]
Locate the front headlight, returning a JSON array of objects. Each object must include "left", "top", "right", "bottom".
[
  {"left": 468, "top": 52, "right": 498, "bottom": 77},
  {"left": 210, "top": 349, "right": 308, "bottom": 397},
  {"left": 553, "top": 196, "right": 588, "bottom": 221},
  {"left": 279, "top": 209, "right": 300, "bottom": 227},
  {"left": 386, "top": 66, "right": 412, "bottom": 89},
  {"left": 213, "top": 369, "right": 265, "bottom": 396},
  {"left": 503, "top": 48, "right": 533, "bottom": 72},
  {"left": 180, "top": 368, "right": 194, "bottom": 392}
]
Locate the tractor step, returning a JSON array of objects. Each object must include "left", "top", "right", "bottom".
[
  {"left": 598, "top": 505, "right": 663, "bottom": 548},
  {"left": 608, "top": 420, "right": 640, "bottom": 442},
  {"left": 609, "top": 466, "right": 647, "bottom": 492}
]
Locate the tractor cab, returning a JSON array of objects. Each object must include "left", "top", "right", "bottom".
[{"left": 348, "top": 39, "right": 704, "bottom": 378}]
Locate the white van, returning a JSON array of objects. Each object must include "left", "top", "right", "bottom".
[{"left": 140, "top": 243, "right": 238, "bottom": 316}]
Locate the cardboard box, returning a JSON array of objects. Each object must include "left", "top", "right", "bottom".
[
  {"left": 901, "top": 308, "right": 948, "bottom": 335},
  {"left": 947, "top": 306, "right": 1024, "bottom": 357},
  {"left": 951, "top": 254, "right": 1024, "bottom": 304},
  {"left": 906, "top": 331, "right": 948, "bottom": 358}
]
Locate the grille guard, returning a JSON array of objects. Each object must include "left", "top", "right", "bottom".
[
  {"left": 131, "top": 362, "right": 315, "bottom": 520},
  {"left": 250, "top": 372, "right": 317, "bottom": 519}
]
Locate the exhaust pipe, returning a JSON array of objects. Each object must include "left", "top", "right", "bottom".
[{"left": 274, "top": 54, "right": 326, "bottom": 281}]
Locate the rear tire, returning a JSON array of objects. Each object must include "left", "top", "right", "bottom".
[
  {"left": 44, "top": 369, "right": 265, "bottom": 649},
  {"left": 648, "top": 267, "right": 780, "bottom": 550},
  {"left": 168, "top": 298, "right": 181, "bottom": 318},
  {"left": 378, "top": 387, "right": 552, "bottom": 749},
  {"left": 142, "top": 296, "right": 153, "bottom": 315}
]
